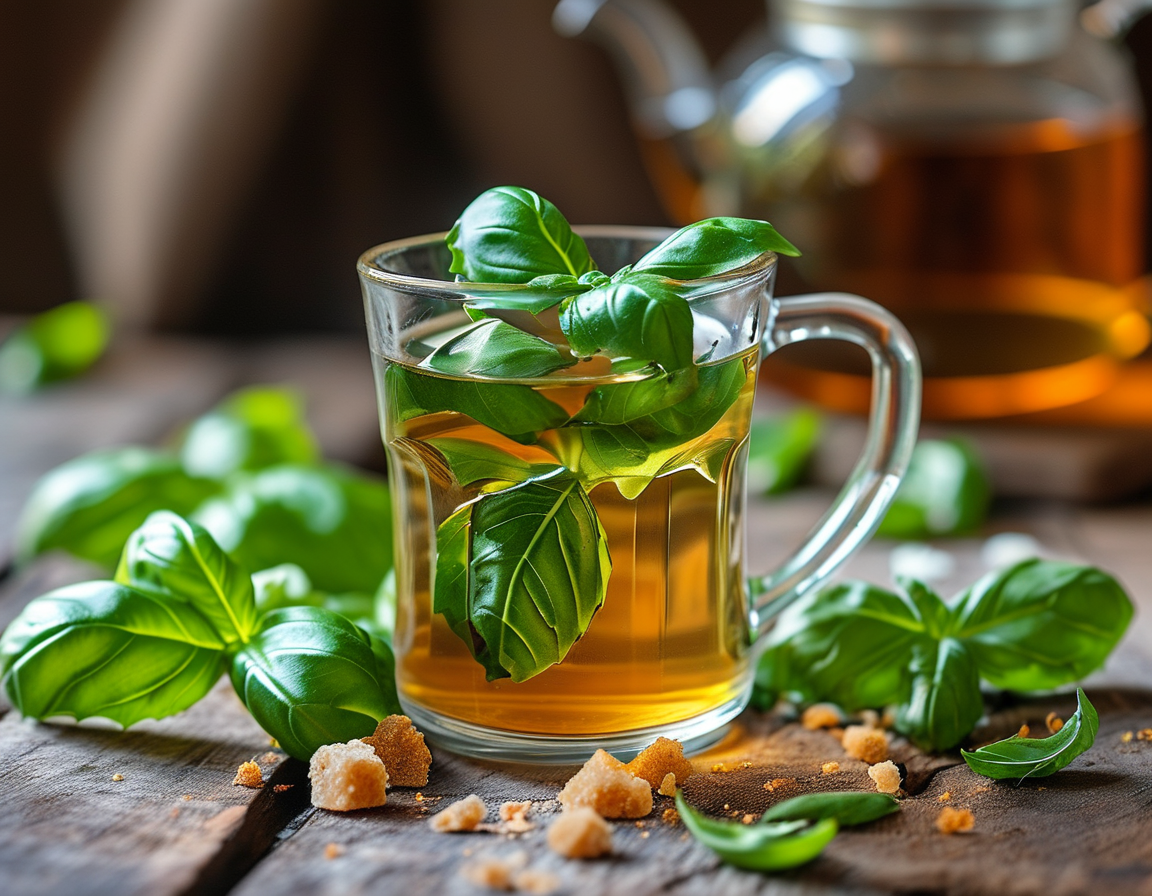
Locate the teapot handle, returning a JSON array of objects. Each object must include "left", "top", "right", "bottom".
[{"left": 749, "top": 293, "right": 921, "bottom": 639}]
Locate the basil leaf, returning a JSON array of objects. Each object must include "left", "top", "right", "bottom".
[
  {"left": 462, "top": 475, "right": 611, "bottom": 682},
  {"left": 432, "top": 505, "right": 474, "bottom": 651},
  {"left": 947, "top": 560, "right": 1133, "bottom": 691},
  {"left": 427, "top": 438, "right": 558, "bottom": 486},
  {"left": 675, "top": 793, "right": 839, "bottom": 872},
  {"left": 446, "top": 186, "right": 595, "bottom": 282},
  {"left": 16, "top": 447, "right": 219, "bottom": 569},
  {"left": 385, "top": 364, "right": 569, "bottom": 445},
  {"left": 0, "top": 580, "right": 226, "bottom": 726},
  {"left": 572, "top": 365, "right": 699, "bottom": 426},
  {"left": 754, "top": 580, "right": 938, "bottom": 711},
  {"left": 192, "top": 463, "right": 392, "bottom": 595},
  {"left": 962, "top": 688, "right": 1098, "bottom": 779},
  {"left": 461, "top": 274, "right": 592, "bottom": 315},
  {"left": 878, "top": 439, "right": 990, "bottom": 539},
  {"left": 747, "top": 409, "right": 822, "bottom": 495},
  {"left": 180, "top": 386, "right": 319, "bottom": 479},
  {"left": 420, "top": 318, "right": 571, "bottom": 378},
  {"left": 559, "top": 273, "right": 693, "bottom": 371},
  {"left": 763, "top": 792, "right": 900, "bottom": 826},
  {"left": 639, "top": 357, "right": 747, "bottom": 444},
  {"left": 115, "top": 511, "right": 258, "bottom": 646},
  {"left": 632, "top": 217, "right": 800, "bottom": 280},
  {"left": 0, "top": 301, "right": 110, "bottom": 393},
  {"left": 229, "top": 606, "right": 399, "bottom": 760},
  {"left": 894, "top": 638, "right": 984, "bottom": 752}
]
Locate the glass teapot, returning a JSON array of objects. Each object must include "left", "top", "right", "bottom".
[{"left": 555, "top": 0, "right": 1149, "bottom": 419}]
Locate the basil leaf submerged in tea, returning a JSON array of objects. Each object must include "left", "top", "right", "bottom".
[
  {"left": 447, "top": 186, "right": 596, "bottom": 283},
  {"left": 230, "top": 606, "right": 400, "bottom": 761},
  {"left": 0, "top": 580, "right": 227, "bottom": 727},
  {"left": 962, "top": 688, "right": 1098, "bottom": 780},
  {"left": 632, "top": 217, "right": 800, "bottom": 280},
  {"left": 436, "top": 475, "right": 612, "bottom": 682},
  {"left": 420, "top": 318, "right": 572, "bottom": 378}
]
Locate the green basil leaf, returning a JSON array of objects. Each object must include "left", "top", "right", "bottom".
[
  {"left": 747, "top": 409, "right": 822, "bottom": 495},
  {"left": 578, "top": 270, "right": 610, "bottom": 287},
  {"left": 559, "top": 273, "right": 693, "bottom": 371},
  {"left": 961, "top": 688, "right": 1098, "bottom": 780},
  {"left": 432, "top": 504, "right": 475, "bottom": 650},
  {"left": 572, "top": 365, "right": 699, "bottom": 426},
  {"left": 632, "top": 217, "right": 800, "bottom": 280},
  {"left": 192, "top": 463, "right": 392, "bottom": 595},
  {"left": 894, "top": 638, "right": 984, "bottom": 752},
  {"left": 179, "top": 386, "right": 319, "bottom": 479},
  {"left": 947, "top": 560, "right": 1133, "bottom": 691},
  {"left": 675, "top": 793, "right": 839, "bottom": 872},
  {"left": 447, "top": 186, "right": 595, "bottom": 282},
  {"left": 115, "top": 511, "right": 258, "bottom": 645},
  {"left": 639, "top": 357, "right": 747, "bottom": 444},
  {"left": 385, "top": 364, "right": 569, "bottom": 445},
  {"left": 420, "top": 318, "right": 571, "bottom": 378},
  {"left": 462, "top": 475, "right": 611, "bottom": 682},
  {"left": 763, "top": 792, "right": 900, "bottom": 826},
  {"left": 0, "top": 580, "right": 226, "bottom": 726},
  {"left": 229, "top": 606, "right": 399, "bottom": 760},
  {"left": 877, "top": 439, "right": 990, "bottom": 539},
  {"left": 0, "top": 301, "right": 110, "bottom": 393},
  {"left": 753, "top": 580, "right": 938, "bottom": 711},
  {"left": 427, "top": 438, "right": 559, "bottom": 486},
  {"left": 16, "top": 447, "right": 219, "bottom": 569}
]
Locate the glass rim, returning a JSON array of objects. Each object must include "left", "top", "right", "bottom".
[{"left": 356, "top": 225, "right": 778, "bottom": 300}]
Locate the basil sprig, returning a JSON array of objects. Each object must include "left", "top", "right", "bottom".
[
  {"left": 0, "top": 511, "right": 400, "bottom": 760},
  {"left": 675, "top": 790, "right": 897, "bottom": 872},
  {"left": 755, "top": 559, "right": 1132, "bottom": 751},
  {"left": 962, "top": 688, "right": 1098, "bottom": 780}
]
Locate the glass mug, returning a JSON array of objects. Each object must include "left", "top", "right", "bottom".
[{"left": 359, "top": 228, "right": 920, "bottom": 761}]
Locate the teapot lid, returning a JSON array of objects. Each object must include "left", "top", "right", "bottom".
[{"left": 774, "top": 0, "right": 1076, "bottom": 64}]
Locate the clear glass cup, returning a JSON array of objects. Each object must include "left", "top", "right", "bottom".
[{"left": 359, "top": 227, "right": 920, "bottom": 761}]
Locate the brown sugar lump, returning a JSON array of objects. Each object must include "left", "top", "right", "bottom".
[
  {"left": 842, "top": 725, "right": 889, "bottom": 764},
  {"left": 232, "top": 761, "right": 263, "bottom": 788},
  {"left": 867, "top": 760, "right": 902, "bottom": 794},
  {"left": 558, "top": 750, "right": 653, "bottom": 818},
  {"left": 429, "top": 794, "right": 487, "bottom": 832},
  {"left": 821, "top": 761, "right": 840, "bottom": 775},
  {"left": 499, "top": 800, "right": 534, "bottom": 833},
  {"left": 361, "top": 714, "right": 432, "bottom": 787},
  {"left": 936, "top": 807, "right": 975, "bottom": 834},
  {"left": 547, "top": 807, "right": 613, "bottom": 859},
  {"left": 625, "top": 737, "right": 694, "bottom": 789},
  {"left": 801, "top": 703, "right": 842, "bottom": 730},
  {"left": 657, "top": 772, "right": 677, "bottom": 797},
  {"left": 308, "top": 740, "right": 388, "bottom": 811}
]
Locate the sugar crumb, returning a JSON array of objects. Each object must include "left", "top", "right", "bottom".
[
  {"left": 362, "top": 715, "right": 432, "bottom": 787},
  {"left": 662, "top": 808, "right": 680, "bottom": 825},
  {"left": 460, "top": 851, "right": 526, "bottom": 890},
  {"left": 937, "top": 807, "right": 975, "bottom": 834},
  {"left": 821, "top": 761, "right": 840, "bottom": 775},
  {"left": 232, "top": 761, "right": 263, "bottom": 788},
  {"left": 430, "top": 794, "right": 487, "bottom": 832},
  {"left": 867, "top": 760, "right": 901, "bottom": 794},
  {"left": 842, "top": 725, "right": 889, "bottom": 764},
  {"left": 938, "top": 791, "right": 951, "bottom": 802},
  {"left": 626, "top": 737, "right": 694, "bottom": 789},
  {"left": 547, "top": 807, "right": 613, "bottom": 858},
  {"left": 658, "top": 772, "right": 677, "bottom": 797},
  {"left": 763, "top": 777, "right": 796, "bottom": 793},
  {"left": 1137, "top": 728, "right": 1152, "bottom": 741},
  {"left": 499, "top": 801, "right": 534, "bottom": 833},
  {"left": 741, "top": 813, "right": 755, "bottom": 824},
  {"left": 182, "top": 794, "right": 192, "bottom": 801},
  {"left": 1121, "top": 731, "right": 1134, "bottom": 743},
  {"left": 309, "top": 740, "right": 388, "bottom": 811},
  {"left": 514, "top": 867, "right": 560, "bottom": 894},
  {"left": 801, "top": 703, "right": 841, "bottom": 730},
  {"left": 273, "top": 784, "right": 293, "bottom": 793},
  {"left": 111, "top": 774, "right": 124, "bottom": 782},
  {"left": 640, "top": 830, "right": 650, "bottom": 839},
  {"left": 558, "top": 750, "right": 652, "bottom": 818},
  {"left": 1017, "top": 724, "right": 1030, "bottom": 738},
  {"left": 259, "top": 751, "right": 280, "bottom": 764},
  {"left": 710, "top": 760, "right": 754, "bottom": 773},
  {"left": 1045, "top": 712, "right": 1064, "bottom": 733}
]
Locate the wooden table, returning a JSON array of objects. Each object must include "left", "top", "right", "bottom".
[{"left": 3, "top": 334, "right": 1152, "bottom": 896}]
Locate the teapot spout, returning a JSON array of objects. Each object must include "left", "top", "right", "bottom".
[{"left": 553, "top": 0, "right": 716, "bottom": 138}]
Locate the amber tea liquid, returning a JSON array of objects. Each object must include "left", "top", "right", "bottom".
[{"left": 375, "top": 347, "right": 758, "bottom": 737}]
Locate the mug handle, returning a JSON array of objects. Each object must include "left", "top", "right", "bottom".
[{"left": 749, "top": 292, "right": 921, "bottom": 640}]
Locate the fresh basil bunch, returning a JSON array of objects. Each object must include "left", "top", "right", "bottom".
[
  {"left": 754, "top": 559, "right": 1132, "bottom": 751},
  {"left": 410, "top": 186, "right": 798, "bottom": 681},
  {"left": 0, "top": 511, "right": 399, "bottom": 760}
]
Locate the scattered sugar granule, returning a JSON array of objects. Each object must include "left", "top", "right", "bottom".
[
  {"left": 801, "top": 703, "right": 842, "bottom": 730},
  {"left": 868, "top": 760, "right": 902, "bottom": 794},
  {"left": 1017, "top": 724, "right": 1030, "bottom": 738},
  {"left": 938, "top": 791, "right": 952, "bottom": 802},
  {"left": 763, "top": 777, "right": 796, "bottom": 793},
  {"left": 513, "top": 868, "right": 561, "bottom": 895},
  {"left": 658, "top": 773, "right": 678, "bottom": 797},
  {"left": 233, "top": 761, "right": 263, "bottom": 788},
  {"left": 499, "top": 801, "right": 534, "bottom": 833},
  {"left": 182, "top": 794, "right": 192, "bottom": 801},
  {"left": 558, "top": 750, "right": 652, "bottom": 818},
  {"left": 626, "top": 737, "right": 694, "bottom": 789},
  {"left": 1122, "top": 731, "right": 1134, "bottom": 743},
  {"left": 361, "top": 714, "right": 432, "bottom": 787},
  {"left": 741, "top": 814, "right": 755, "bottom": 825},
  {"left": 710, "top": 760, "right": 754, "bottom": 773},
  {"left": 821, "top": 761, "right": 840, "bottom": 775},
  {"left": 259, "top": 751, "right": 280, "bottom": 765},
  {"left": 842, "top": 725, "right": 889, "bottom": 764},
  {"left": 111, "top": 774, "right": 124, "bottom": 782},
  {"left": 324, "top": 842, "right": 344, "bottom": 860},
  {"left": 309, "top": 741, "right": 388, "bottom": 811},
  {"left": 1138, "top": 728, "right": 1152, "bottom": 741},
  {"left": 937, "top": 807, "right": 975, "bottom": 834},
  {"left": 547, "top": 807, "right": 613, "bottom": 858},
  {"left": 640, "top": 830, "right": 650, "bottom": 839},
  {"left": 970, "top": 786, "right": 989, "bottom": 795},
  {"left": 273, "top": 784, "right": 293, "bottom": 793},
  {"left": 429, "top": 794, "right": 487, "bottom": 832},
  {"left": 460, "top": 851, "right": 526, "bottom": 889},
  {"left": 1046, "top": 712, "right": 1064, "bottom": 734},
  {"left": 662, "top": 808, "right": 680, "bottom": 825}
]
